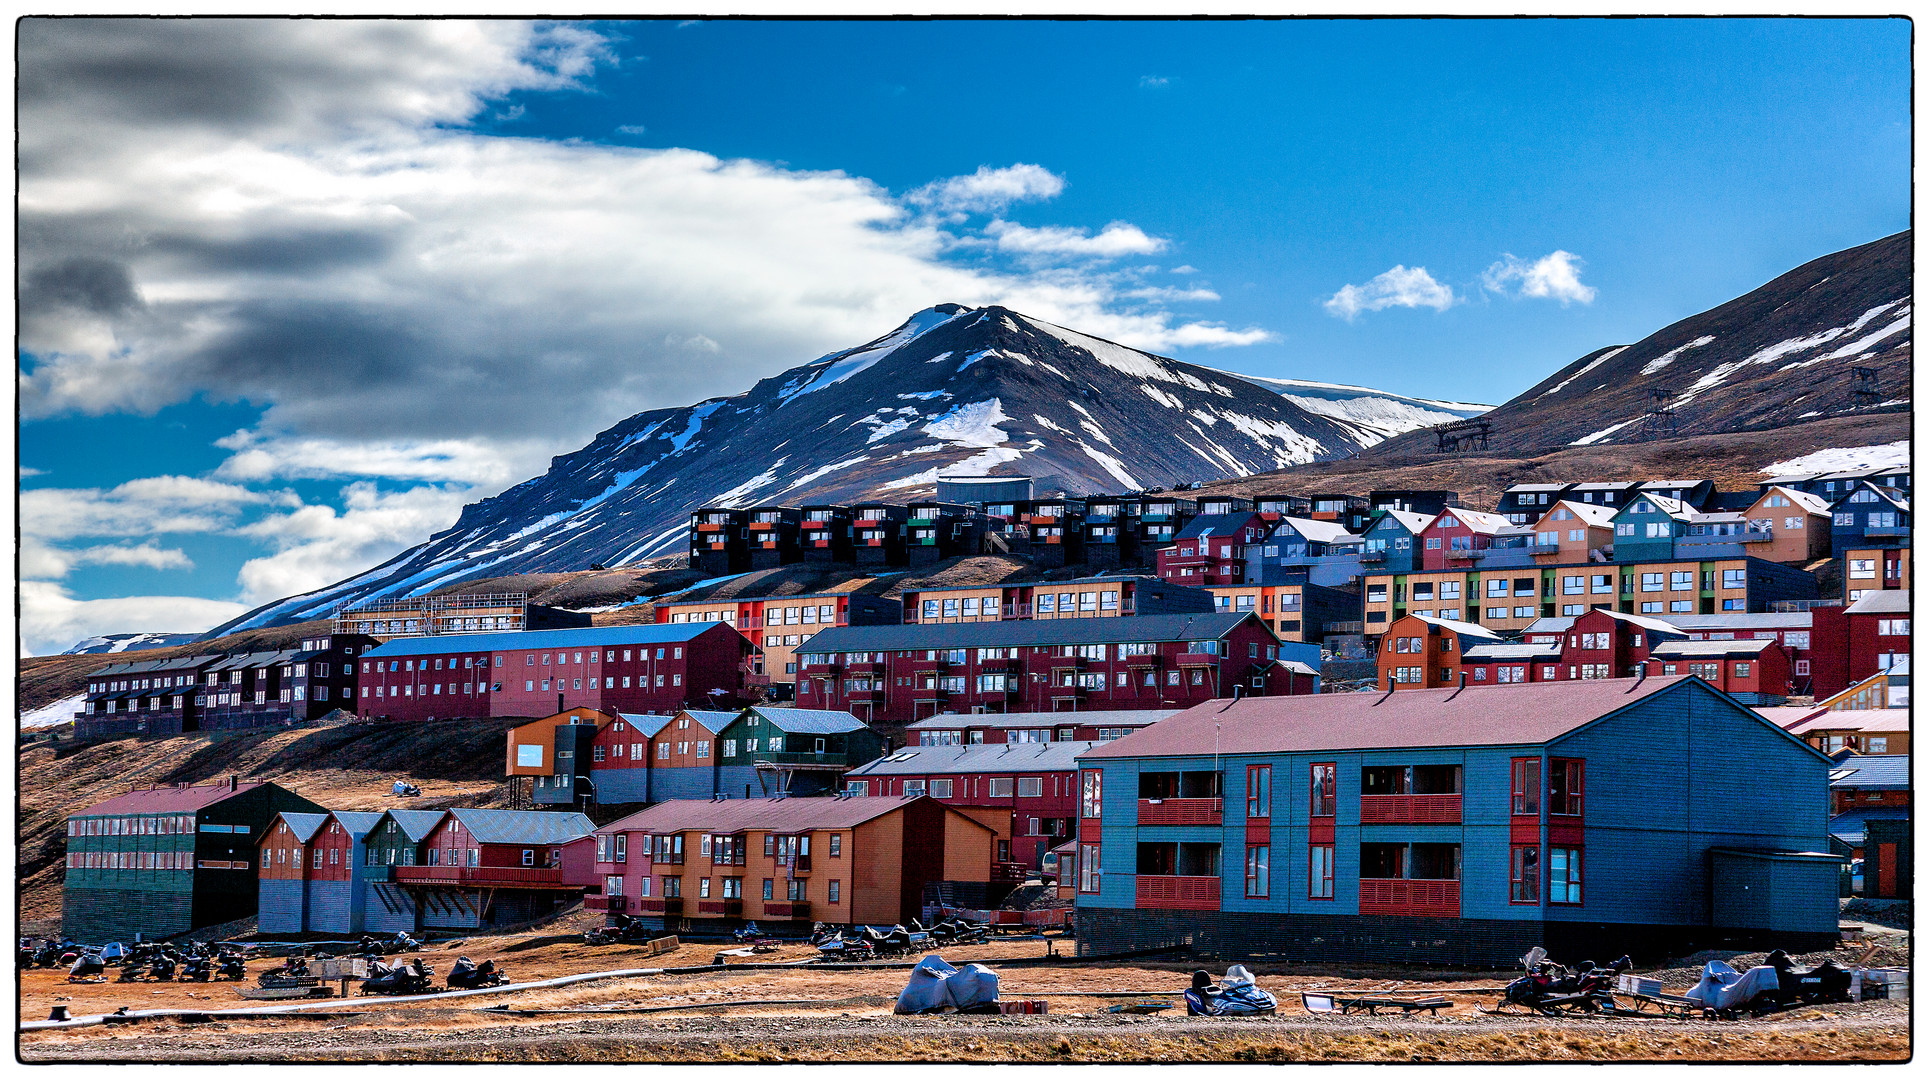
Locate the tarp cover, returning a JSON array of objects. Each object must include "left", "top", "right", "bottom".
[
  {"left": 894, "top": 955, "right": 999, "bottom": 1014},
  {"left": 1685, "top": 961, "right": 1780, "bottom": 1010},
  {"left": 1185, "top": 965, "right": 1280, "bottom": 1016}
]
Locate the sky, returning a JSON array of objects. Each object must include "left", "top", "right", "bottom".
[{"left": 15, "top": 17, "right": 1911, "bottom": 656}]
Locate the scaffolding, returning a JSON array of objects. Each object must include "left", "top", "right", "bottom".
[
  {"left": 1432, "top": 419, "right": 1492, "bottom": 453},
  {"left": 332, "top": 592, "right": 533, "bottom": 638},
  {"left": 1637, "top": 388, "right": 1677, "bottom": 440}
]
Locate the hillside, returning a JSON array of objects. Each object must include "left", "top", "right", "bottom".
[
  {"left": 1366, "top": 230, "right": 1912, "bottom": 457},
  {"left": 211, "top": 304, "right": 1405, "bottom": 634}
]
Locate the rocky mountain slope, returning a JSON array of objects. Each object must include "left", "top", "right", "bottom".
[
  {"left": 1213, "top": 373, "right": 1490, "bottom": 446},
  {"left": 61, "top": 632, "right": 202, "bottom": 656},
  {"left": 1366, "top": 230, "right": 1912, "bottom": 457},
  {"left": 214, "top": 305, "right": 1388, "bottom": 632}
]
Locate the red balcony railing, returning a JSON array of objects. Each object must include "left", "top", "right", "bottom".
[
  {"left": 394, "top": 865, "right": 567, "bottom": 888},
  {"left": 597, "top": 894, "right": 628, "bottom": 912},
  {"left": 636, "top": 896, "right": 685, "bottom": 914},
  {"left": 1359, "top": 878, "right": 1461, "bottom": 917},
  {"left": 696, "top": 899, "right": 744, "bottom": 916},
  {"left": 1358, "top": 794, "right": 1463, "bottom": 824},
  {"left": 843, "top": 662, "right": 881, "bottom": 675},
  {"left": 801, "top": 663, "right": 841, "bottom": 677},
  {"left": 1175, "top": 652, "right": 1221, "bottom": 668},
  {"left": 1135, "top": 875, "right": 1221, "bottom": 911},
  {"left": 1137, "top": 798, "right": 1223, "bottom": 826},
  {"left": 762, "top": 901, "right": 811, "bottom": 918}
]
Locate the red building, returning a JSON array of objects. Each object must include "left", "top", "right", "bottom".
[
  {"left": 357, "top": 624, "right": 753, "bottom": 722},
  {"left": 1461, "top": 642, "right": 1564, "bottom": 685},
  {"left": 1643, "top": 640, "right": 1793, "bottom": 704},
  {"left": 393, "top": 808, "right": 596, "bottom": 929},
  {"left": 1415, "top": 508, "right": 1518, "bottom": 572},
  {"left": 843, "top": 740, "right": 1093, "bottom": 867},
  {"left": 1156, "top": 513, "right": 1271, "bottom": 586},
  {"left": 905, "top": 709, "right": 1176, "bottom": 746},
  {"left": 1809, "top": 592, "right": 1910, "bottom": 699},
  {"left": 794, "top": 613, "right": 1316, "bottom": 725}
]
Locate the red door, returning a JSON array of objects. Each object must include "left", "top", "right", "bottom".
[{"left": 1877, "top": 843, "right": 1897, "bottom": 897}]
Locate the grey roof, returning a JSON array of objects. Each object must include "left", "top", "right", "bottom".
[
  {"left": 1828, "top": 754, "right": 1909, "bottom": 789},
  {"left": 671, "top": 709, "right": 742, "bottom": 734},
  {"left": 845, "top": 740, "right": 1103, "bottom": 777},
  {"left": 206, "top": 650, "right": 298, "bottom": 672},
  {"left": 277, "top": 812, "right": 330, "bottom": 844},
  {"left": 1371, "top": 509, "right": 1435, "bottom": 535},
  {"left": 1463, "top": 643, "right": 1563, "bottom": 661},
  {"left": 1522, "top": 617, "right": 1576, "bottom": 635},
  {"left": 744, "top": 707, "right": 870, "bottom": 734},
  {"left": 905, "top": 709, "right": 1177, "bottom": 731},
  {"left": 447, "top": 808, "right": 595, "bottom": 846},
  {"left": 1846, "top": 591, "right": 1910, "bottom": 615},
  {"left": 616, "top": 712, "right": 675, "bottom": 738},
  {"left": 364, "top": 622, "right": 724, "bottom": 659},
  {"left": 1649, "top": 638, "right": 1777, "bottom": 658},
  {"left": 333, "top": 811, "right": 386, "bottom": 839},
  {"left": 384, "top": 809, "right": 450, "bottom": 842},
  {"left": 910, "top": 574, "right": 1164, "bottom": 592},
  {"left": 802, "top": 612, "right": 1263, "bottom": 653},
  {"left": 1663, "top": 612, "right": 1813, "bottom": 631},
  {"left": 1503, "top": 483, "right": 1574, "bottom": 494},
  {"left": 1272, "top": 516, "right": 1360, "bottom": 545},
  {"left": 1176, "top": 512, "right": 1262, "bottom": 541}
]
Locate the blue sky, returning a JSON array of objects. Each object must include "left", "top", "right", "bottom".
[{"left": 16, "top": 18, "right": 1910, "bottom": 654}]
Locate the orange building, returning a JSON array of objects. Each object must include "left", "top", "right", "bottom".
[
  {"left": 1205, "top": 582, "right": 1357, "bottom": 644},
  {"left": 1741, "top": 486, "right": 1835, "bottom": 564},
  {"left": 1377, "top": 613, "right": 1502, "bottom": 689},
  {"left": 1529, "top": 501, "right": 1617, "bottom": 565}
]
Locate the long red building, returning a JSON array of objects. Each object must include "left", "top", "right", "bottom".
[
  {"left": 842, "top": 739, "right": 1092, "bottom": 868},
  {"left": 357, "top": 624, "right": 753, "bottom": 722},
  {"left": 792, "top": 613, "right": 1316, "bottom": 725}
]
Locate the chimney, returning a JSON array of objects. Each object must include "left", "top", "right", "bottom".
[
  {"left": 1446, "top": 670, "right": 1467, "bottom": 702},
  {"left": 1628, "top": 663, "right": 1649, "bottom": 693},
  {"left": 1373, "top": 670, "right": 1397, "bottom": 706},
  {"left": 229, "top": 775, "right": 239, "bottom": 791}
]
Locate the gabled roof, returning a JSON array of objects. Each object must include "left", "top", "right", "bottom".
[
  {"left": 1828, "top": 754, "right": 1909, "bottom": 789},
  {"left": 846, "top": 740, "right": 1101, "bottom": 777},
  {"left": 1649, "top": 638, "right": 1777, "bottom": 658},
  {"left": 275, "top": 812, "right": 330, "bottom": 843},
  {"left": 1829, "top": 806, "right": 1911, "bottom": 844},
  {"left": 743, "top": 707, "right": 869, "bottom": 734},
  {"left": 1616, "top": 492, "right": 1697, "bottom": 522},
  {"left": 1567, "top": 481, "right": 1643, "bottom": 493},
  {"left": 1081, "top": 676, "right": 1698, "bottom": 759},
  {"left": 1788, "top": 709, "right": 1910, "bottom": 735},
  {"left": 802, "top": 612, "right": 1265, "bottom": 653},
  {"left": 1175, "top": 512, "right": 1262, "bottom": 542},
  {"left": 1573, "top": 608, "right": 1687, "bottom": 636},
  {"left": 364, "top": 622, "right": 730, "bottom": 659},
  {"left": 615, "top": 712, "right": 675, "bottom": 738},
  {"left": 1754, "top": 485, "right": 1835, "bottom": 515},
  {"left": 1755, "top": 705, "right": 1826, "bottom": 729},
  {"left": 1408, "top": 614, "right": 1503, "bottom": 641},
  {"left": 77, "top": 781, "right": 271, "bottom": 817},
  {"left": 1425, "top": 508, "right": 1514, "bottom": 536},
  {"left": 1272, "top": 516, "right": 1360, "bottom": 545},
  {"left": 676, "top": 709, "right": 743, "bottom": 734},
  {"left": 1503, "top": 483, "right": 1574, "bottom": 494},
  {"left": 1661, "top": 612, "right": 1814, "bottom": 632},
  {"left": 1846, "top": 590, "right": 1910, "bottom": 616},
  {"left": 445, "top": 808, "right": 595, "bottom": 846},
  {"left": 333, "top": 811, "right": 387, "bottom": 839},
  {"left": 597, "top": 795, "right": 996, "bottom": 835},
  {"left": 1369, "top": 509, "right": 1435, "bottom": 535},
  {"left": 1834, "top": 481, "right": 1910, "bottom": 513},
  {"left": 384, "top": 809, "right": 449, "bottom": 842},
  {"left": 1463, "top": 643, "right": 1563, "bottom": 661},
  {"left": 906, "top": 709, "right": 1175, "bottom": 731},
  {"left": 1540, "top": 500, "right": 1619, "bottom": 528}
]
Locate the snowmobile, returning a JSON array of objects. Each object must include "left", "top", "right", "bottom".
[
  {"left": 446, "top": 956, "right": 508, "bottom": 990},
  {"left": 215, "top": 951, "right": 248, "bottom": 981},
  {"left": 360, "top": 957, "right": 435, "bottom": 996},
  {"left": 32, "top": 939, "right": 74, "bottom": 968},
  {"left": 584, "top": 913, "right": 654, "bottom": 946},
  {"left": 811, "top": 931, "right": 875, "bottom": 963},
  {"left": 1502, "top": 948, "right": 1628, "bottom": 1015},
  {"left": 179, "top": 955, "right": 213, "bottom": 982},
  {"left": 257, "top": 956, "right": 316, "bottom": 989},
  {"left": 67, "top": 952, "right": 108, "bottom": 983},
  {"left": 1763, "top": 950, "right": 1854, "bottom": 1006}
]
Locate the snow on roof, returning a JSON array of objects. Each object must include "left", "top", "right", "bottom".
[
  {"left": 1757, "top": 485, "right": 1835, "bottom": 515},
  {"left": 846, "top": 740, "right": 1100, "bottom": 777},
  {"left": 1372, "top": 509, "right": 1435, "bottom": 535},
  {"left": 1846, "top": 591, "right": 1910, "bottom": 616},
  {"left": 1275, "top": 516, "right": 1360, "bottom": 544},
  {"left": 1545, "top": 500, "right": 1619, "bottom": 527},
  {"left": 1409, "top": 614, "right": 1503, "bottom": 640},
  {"left": 1428, "top": 508, "right": 1514, "bottom": 535}
]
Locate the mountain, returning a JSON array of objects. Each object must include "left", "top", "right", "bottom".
[
  {"left": 62, "top": 632, "right": 202, "bottom": 656},
  {"left": 1212, "top": 372, "right": 1491, "bottom": 446},
  {"left": 214, "top": 304, "right": 1385, "bottom": 632},
  {"left": 1364, "top": 230, "right": 1913, "bottom": 457}
]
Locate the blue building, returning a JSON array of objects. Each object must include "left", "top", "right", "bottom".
[
  {"left": 1246, "top": 516, "right": 1368, "bottom": 587},
  {"left": 1359, "top": 509, "right": 1433, "bottom": 575},
  {"left": 1829, "top": 481, "right": 1911, "bottom": 552},
  {"left": 1609, "top": 494, "right": 1699, "bottom": 563},
  {"left": 1073, "top": 675, "right": 1838, "bottom": 964}
]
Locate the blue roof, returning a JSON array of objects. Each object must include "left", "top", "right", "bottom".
[
  {"left": 678, "top": 709, "right": 742, "bottom": 734},
  {"left": 1829, "top": 806, "right": 1911, "bottom": 844},
  {"left": 383, "top": 809, "right": 448, "bottom": 842},
  {"left": 277, "top": 812, "right": 330, "bottom": 843},
  {"left": 1175, "top": 512, "right": 1260, "bottom": 541},
  {"left": 446, "top": 808, "right": 594, "bottom": 846},
  {"left": 744, "top": 707, "right": 870, "bottom": 734},
  {"left": 616, "top": 713, "right": 675, "bottom": 738},
  {"left": 1829, "top": 754, "right": 1909, "bottom": 789},
  {"left": 364, "top": 623, "right": 722, "bottom": 658},
  {"left": 333, "top": 811, "right": 386, "bottom": 839}
]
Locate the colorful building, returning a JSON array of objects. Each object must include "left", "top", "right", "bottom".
[
  {"left": 1377, "top": 614, "right": 1502, "bottom": 688},
  {"left": 505, "top": 707, "right": 612, "bottom": 807},
  {"left": 392, "top": 808, "right": 595, "bottom": 930},
  {"left": 905, "top": 709, "right": 1175, "bottom": 746},
  {"left": 1809, "top": 591, "right": 1910, "bottom": 697},
  {"left": 256, "top": 810, "right": 385, "bottom": 934},
  {"left": 1528, "top": 501, "right": 1617, "bottom": 565},
  {"left": 1829, "top": 482, "right": 1910, "bottom": 556},
  {"left": 1072, "top": 676, "right": 1839, "bottom": 964},
  {"left": 1644, "top": 639, "right": 1792, "bottom": 704},
  {"left": 899, "top": 576, "right": 1213, "bottom": 625},
  {"left": 1245, "top": 516, "right": 1369, "bottom": 588},
  {"left": 1416, "top": 508, "right": 1521, "bottom": 572},
  {"left": 654, "top": 591, "right": 900, "bottom": 690},
  {"left": 1207, "top": 582, "right": 1358, "bottom": 644},
  {"left": 843, "top": 740, "right": 1093, "bottom": 867},
  {"left": 360, "top": 809, "right": 449, "bottom": 933},
  {"left": 1785, "top": 709, "right": 1908, "bottom": 756},
  {"left": 1157, "top": 512, "right": 1272, "bottom": 587}
]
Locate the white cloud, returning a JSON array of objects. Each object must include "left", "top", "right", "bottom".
[
  {"left": 1323, "top": 265, "right": 1457, "bottom": 320},
  {"left": 1126, "top": 285, "right": 1221, "bottom": 303},
  {"left": 985, "top": 220, "right": 1167, "bottom": 260},
  {"left": 233, "top": 482, "right": 474, "bottom": 604},
  {"left": 213, "top": 428, "right": 544, "bottom": 487},
  {"left": 20, "top": 475, "right": 296, "bottom": 542},
  {"left": 20, "top": 581, "right": 248, "bottom": 658},
  {"left": 1139, "top": 75, "right": 1171, "bottom": 89},
  {"left": 21, "top": 540, "right": 194, "bottom": 580},
  {"left": 1482, "top": 250, "right": 1598, "bottom": 305},
  {"left": 906, "top": 163, "right": 1066, "bottom": 215}
]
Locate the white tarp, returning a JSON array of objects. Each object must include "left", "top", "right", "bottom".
[
  {"left": 1685, "top": 960, "right": 1780, "bottom": 1010},
  {"left": 894, "top": 955, "right": 999, "bottom": 1014}
]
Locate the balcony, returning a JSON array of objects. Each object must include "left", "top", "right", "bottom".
[
  {"left": 1358, "top": 794, "right": 1463, "bottom": 824},
  {"left": 1135, "top": 875, "right": 1221, "bottom": 911},
  {"left": 763, "top": 900, "right": 811, "bottom": 919},
  {"left": 1359, "top": 878, "right": 1461, "bottom": 917},
  {"left": 975, "top": 657, "right": 1014, "bottom": 672},
  {"left": 1864, "top": 525, "right": 1911, "bottom": 539},
  {"left": 1137, "top": 797, "right": 1223, "bottom": 826},
  {"left": 754, "top": 750, "right": 849, "bottom": 769},
  {"left": 697, "top": 899, "right": 744, "bottom": 917},
  {"left": 843, "top": 661, "right": 881, "bottom": 676},
  {"left": 394, "top": 865, "right": 568, "bottom": 889},
  {"left": 745, "top": 673, "right": 773, "bottom": 687},
  {"left": 596, "top": 894, "right": 629, "bottom": 912},
  {"left": 636, "top": 896, "right": 685, "bottom": 915},
  {"left": 1175, "top": 652, "right": 1220, "bottom": 668},
  {"left": 800, "top": 662, "right": 841, "bottom": 677},
  {"left": 1360, "top": 549, "right": 1388, "bottom": 563}
]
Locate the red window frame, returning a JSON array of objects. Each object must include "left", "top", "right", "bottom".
[
  {"left": 1510, "top": 758, "right": 1541, "bottom": 816},
  {"left": 1246, "top": 764, "right": 1271, "bottom": 818},
  {"left": 1509, "top": 844, "right": 1540, "bottom": 904},
  {"left": 1078, "top": 843, "right": 1102, "bottom": 894},
  {"left": 1308, "top": 843, "right": 1335, "bottom": 899},
  {"left": 1310, "top": 763, "right": 1336, "bottom": 818},
  {"left": 1080, "top": 770, "right": 1103, "bottom": 819},
  {"left": 1244, "top": 844, "right": 1270, "bottom": 898},
  {"left": 1550, "top": 759, "right": 1584, "bottom": 817}
]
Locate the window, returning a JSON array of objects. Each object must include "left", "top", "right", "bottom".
[
  {"left": 1310, "top": 763, "right": 1336, "bottom": 817},
  {"left": 1244, "top": 845, "right": 1270, "bottom": 898},
  {"left": 928, "top": 778, "right": 954, "bottom": 799},
  {"left": 762, "top": 878, "right": 774, "bottom": 900},
  {"left": 1641, "top": 573, "right": 1663, "bottom": 593},
  {"left": 1722, "top": 569, "right": 1747, "bottom": 590},
  {"left": 1309, "top": 844, "right": 1335, "bottom": 899},
  {"left": 1081, "top": 771, "right": 1103, "bottom": 818},
  {"left": 1849, "top": 559, "right": 1877, "bottom": 579},
  {"left": 1017, "top": 777, "right": 1042, "bottom": 798},
  {"left": 988, "top": 777, "right": 1014, "bottom": 798},
  {"left": 1079, "top": 843, "right": 1102, "bottom": 892},
  {"left": 1511, "top": 758, "right": 1540, "bottom": 815},
  {"left": 1510, "top": 845, "right": 1541, "bottom": 903},
  {"left": 1549, "top": 847, "right": 1582, "bottom": 904},
  {"left": 903, "top": 780, "right": 927, "bottom": 798},
  {"left": 1246, "top": 765, "right": 1271, "bottom": 818},
  {"left": 522, "top": 849, "right": 535, "bottom": 866},
  {"left": 1550, "top": 759, "right": 1583, "bottom": 816}
]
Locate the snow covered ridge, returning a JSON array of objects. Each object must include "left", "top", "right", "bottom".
[
  {"left": 61, "top": 632, "right": 200, "bottom": 655},
  {"left": 1213, "top": 371, "right": 1491, "bottom": 446},
  {"left": 212, "top": 303, "right": 1404, "bottom": 634},
  {"left": 1764, "top": 441, "right": 1911, "bottom": 476}
]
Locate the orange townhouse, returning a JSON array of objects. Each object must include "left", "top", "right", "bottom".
[
  {"left": 1378, "top": 613, "right": 1503, "bottom": 689},
  {"left": 1741, "top": 486, "right": 1836, "bottom": 564},
  {"left": 1530, "top": 501, "right": 1618, "bottom": 565}
]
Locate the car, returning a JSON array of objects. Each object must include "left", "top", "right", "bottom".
[{"left": 1850, "top": 859, "right": 1865, "bottom": 894}]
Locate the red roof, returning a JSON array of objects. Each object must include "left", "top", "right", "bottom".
[
  {"left": 76, "top": 781, "right": 267, "bottom": 817},
  {"left": 1079, "top": 675, "right": 1696, "bottom": 759},
  {"left": 596, "top": 795, "right": 995, "bottom": 835}
]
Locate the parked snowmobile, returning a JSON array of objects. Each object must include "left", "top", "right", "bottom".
[
  {"left": 179, "top": 954, "right": 213, "bottom": 982},
  {"left": 360, "top": 957, "right": 435, "bottom": 996},
  {"left": 32, "top": 939, "right": 74, "bottom": 968},
  {"left": 811, "top": 930, "right": 875, "bottom": 963},
  {"left": 446, "top": 956, "right": 508, "bottom": 990},
  {"left": 584, "top": 913, "right": 655, "bottom": 946},
  {"left": 67, "top": 952, "right": 108, "bottom": 982},
  {"left": 1763, "top": 950, "right": 1854, "bottom": 1006},
  {"left": 258, "top": 956, "right": 314, "bottom": 989},
  {"left": 215, "top": 950, "right": 248, "bottom": 981},
  {"left": 1503, "top": 949, "right": 1629, "bottom": 1015}
]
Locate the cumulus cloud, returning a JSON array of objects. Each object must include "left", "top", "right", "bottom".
[
  {"left": 21, "top": 540, "right": 194, "bottom": 580},
  {"left": 213, "top": 429, "right": 543, "bottom": 487},
  {"left": 20, "top": 476, "right": 297, "bottom": 542},
  {"left": 20, "top": 581, "right": 248, "bottom": 658},
  {"left": 1481, "top": 250, "right": 1598, "bottom": 305},
  {"left": 1322, "top": 265, "right": 1457, "bottom": 320},
  {"left": 233, "top": 482, "right": 474, "bottom": 605},
  {"left": 906, "top": 163, "right": 1066, "bottom": 215},
  {"left": 985, "top": 220, "right": 1167, "bottom": 260}
]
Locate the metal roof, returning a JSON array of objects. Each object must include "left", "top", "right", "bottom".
[
  {"left": 1175, "top": 512, "right": 1262, "bottom": 542},
  {"left": 846, "top": 740, "right": 1102, "bottom": 777},
  {"left": 743, "top": 707, "right": 869, "bottom": 734},
  {"left": 1846, "top": 591, "right": 1910, "bottom": 616},
  {"left": 446, "top": 808, "right": 595, "bottom": 846},
  {"left": 1545, "top": 501, "right": 1619, "bottom": 527},
  {"left": 1754, "top": 705, "right": 1827, "bottom": 729},
  {"left": 276, "top": 812, "right": 330, "bottom": 844},
  {"left": 1756, "top": 486, "right": 1835, "bottom": 515},
  {"left": 383, "top": 809, "right": 449, "bottom": 842},
  {"left": 1080, "top": 676, "right": 1704, "bottom": 760},
  {"left": 1663, "top": 612, "right": 1814, "bottom": 631},
  {"left": 615, "top": 713, "right": 675, "bottom": 738},
  {"left": 906, "top": 709, "right": 1176, "bottom": 731},
  {"left": 1620, "top": 493, "right": 1698, "bottom": 521},
  {"left": 1503, "top": 483, "right": 1574, "bottom": 494},
  {"left": 1370, "top": 509, "right": 1435, "bottom": 535},
  {"left": 1828, "top": 807, "right": 1912, "bottom": 844},
  {"left": 1409, "top": 614, "right": 1503, "bottom": 641},
  {"left": 675, "top": 709, "right": 743, "bottom": 734},
  {"left": 1788, "top": 709, "right": 1910, "bottom": 735},
  {"left": 801, "top": 612, "right": 1263, "bottom": 654},
  {"left": 1827, "top": 754, "right": 1909, "bottom": 789},
  {"left": 1648, "top": 638, "right": 1777, "bottom": 658},
  {"left": 364, "top": 622, "right": 725, "bottom": 659},
  {"left": 1428, "top": 508, "right": 1515, "bottom": 536},
  {"left": 1463, "top": 643, "right": 1563, "bottom": 661},
  {"left": 85, "top": 654, "right": 224, "bottom": 678},
  {"left": 77, "top": 781, "right": 272, "bottom": 817},
  {"left": 333, "top": 811, "right": 387, "bottom": 839},
  {"left": 598, "top": 795, "right": 996, "bottom": 835},
  {"left": 909, "top": 574, "right": 1165, "bottom": 592},
  {"left": 1272, "top": 516, "right": 1360, "bottom": 545}
]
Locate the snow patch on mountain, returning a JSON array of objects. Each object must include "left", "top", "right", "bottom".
[
  {"left": 1639, "top": 335, "right": 1716, "bottom": 375},
  {"left": 1764, "top": 440, "right": 1911, "bottom": 476},
  {"left": 1539, "top": 347, "right": 1627, "bottom": 398}
]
